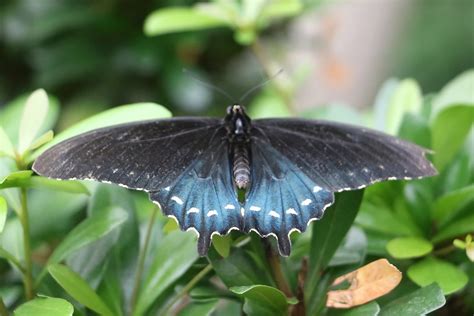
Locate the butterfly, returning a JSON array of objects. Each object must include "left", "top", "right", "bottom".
[{"left": 33, "top": 105, "right": 437, "bottom": 256}]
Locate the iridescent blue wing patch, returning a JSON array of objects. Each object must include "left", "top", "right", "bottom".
[
  {"left": 150, "top": 142, "right": 242, "bottom": 255},
  {"left": 243, "top": 137, "right": 334, "bottom": 256}
]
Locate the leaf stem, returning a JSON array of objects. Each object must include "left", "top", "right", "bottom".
[
  {"left": 0, "top": 298, "right": 8, "bottom": 316},
  {"left": 19, "top": 188, "right": 34, "bottom": 300},
  {"left": 160, "top": 264, "right": 213, "bottom": 315},
  {"left": 130, "top": 205, "right": 159, "bottom": 315},
  {"left": 265, "top": 241, "right": 293, "bottom": 297},
  {"left": 250, "top": 38, "right": 296, "bottom": 114}
]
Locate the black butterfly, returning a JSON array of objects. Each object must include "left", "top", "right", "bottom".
[{"left": 33, "top": 105, "right": 437, "bottom": 256}]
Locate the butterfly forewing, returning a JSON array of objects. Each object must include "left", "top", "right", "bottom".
[{"left": 251, "top": 118, "right": 437, "bottom": 192}]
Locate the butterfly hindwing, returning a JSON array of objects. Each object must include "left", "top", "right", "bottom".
[
  {"left": 244, "top": 138, "right": 334, "bottom": 256},
  {"left": 252, "top": 119, "right": 437, "bottom": 192},
  {"left": 149, "top": 142, "right": 242, "bottom": 255}
]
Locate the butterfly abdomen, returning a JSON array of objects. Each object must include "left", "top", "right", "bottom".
[{"left": 233, "top": 144, "right": 251, "bottom": 189}]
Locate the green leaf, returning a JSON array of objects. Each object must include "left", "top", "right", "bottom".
[
  {"left": 29, "top": 130, "right": 54, "bottom": 151},
  {"left": 432, "top": 184, "right": 474, "bottom": 224},
  {"left": 327, "top": 301, "right": 380, "bottom": 316},
  {"left": 0, "top": 171, "right": 33, "bottom": 189},
  {"left": 431, "top": 69, "right": 474, "bottom": 120},
  {"left": 208, "top": 247, "right": 272, "bottom": 287},
  {"left": 230, "top": 285, "right": 296, "bottom": 316},
  {"left": 31, "top": 103, "right": 171, "bottom": 160},
  {"left": 144, "top": 7, "right": 229, "bottom": 36},
  {"left": 212, "top": 234, "right": 231, "bottom": 258},
  {"left": 432, "top": 105, "right": 473, "bottom": 170},
  {"left": 134, "top": 231, "right": 198, "bottom": 315},
  {"left": 432, "top": 212, "right": 474, "bottom": 244},
  {"left": 407, "top": 257, "right": 468, "bottom": 294},
  {"left": 177, "top": 300, "right": 219, "bottom": 316},
  {"left": 328, "top": 227, "right": 367, "bottom": 267},
  {"left": 0, "top": 175, "right": 89, "bottom": 195},
  {"left": 260, "top": 0, "right": 303, "bottom": 21},
  {"left": 306, "top": 190, "right": 364, "bottom": 315},
  {"left": 0, "top": 196, "right": 6, "bottom": 233},
  {"left": 47, "top": 207, "right": 127, "bottom": 266},
  {"left": 386, "top": 237, "right": 433, "bottom": 259},
  {"left": 386, "top": 79, "right": 422, "bottom": 135},
  {"left": 48, "top": 264, "right": 114, "bottom": 316},
  {"left": 14, "top": 296, "right": 74, "bottom": 316},
  {"left": 380, "top": 283, "right": 445, "bottom": 315},
  {"left": 18, "top": 89, "right": 50, "bottom": 154},
  {"left": 0, "top": 126, "right": 15, "bottom": 158}
]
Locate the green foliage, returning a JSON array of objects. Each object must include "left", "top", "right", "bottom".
[{"left": 13, "top": 296, "right": 74, "bottom": 316}]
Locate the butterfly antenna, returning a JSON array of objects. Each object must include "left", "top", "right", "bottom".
[
  {"left": 239, "top": 68, "right": 284, "bottom": 103},
  {"left": 182, "top": 69, "right": 236, "bottom": 103}
]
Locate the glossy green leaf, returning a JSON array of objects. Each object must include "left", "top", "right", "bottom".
[
  {"left": 0, "top": 126, "right": 15, "bottom": 158},
  {"left": 328, "top": 227, "right": 367, "bottom": 267},
  {"left": 0, "top": 175, "right": 89, "bottom": 195},
  {"left": 431, "top": 69, "right": 474, "bottom": 120},
  {"left": 212, "top": 234, "right": 231, "bottom": 258},
  {"left": 380, "top": 283, "right": 445, "bottom": 315},
  {"left": 407, "top": 257, "right": 468, "bottom": 294},
  {"left": 48, "top": 264, "right": 114, "bottom": 316},
  {"left": 134, "top": 231, "right": 198, "bottom": 315},
  {"left": 177, "top": 300, "right": 219, "bottom": 316},
  {"left": 18, "top": 89, "right": 50, "bottom": 153},
  {"left": 0, "top": 92, "right": 59, "bottom": 145},
  {"left": 432, "top": 212, "right": 474, "bottom": 244},
  {"left": 230, "top": 285, "right": 296, "bottom": 316},
  {"left": 386, "top": 79, "right": 422, "bottom": 135},
  {"left": 306, "top": 190, "right": 364, "bottom": 315},
  {"left": 144, "top": 7, "right": 229, "bottom": 36},
  {"left": 32, "top": 103, "right": 171, "bottom": 160},
  {"left": 29, "top": 130, "right": 54, "bottom": 151},
  {"left": 14, "top": 296, "right": 74, "bottom": 316},
  {"left": 261, "top": 0, "right": 303, "bottom": 21},
  {"left": 432, "top": 184, "right": 474, "bottom": 224},
  {"left": 386, "top": 237, "right": 433, "bottom": 259},
  {"left": 0, "top": 171, "right": 33, "bottom": 189},
  {"left": 432, "top": 105, "right": 473, "bottom": 170},
  {"left": 0, "top": 196, "right": 6, "bottom": 233},
  {"left": 327, "top": 301, "right": 380, "bottom": 316},
  {"left": 47, "top": 207, "right": 127, "bottom": 265},
  {"left": 208, "top": 247, "right": 272, "bottom": 287}
]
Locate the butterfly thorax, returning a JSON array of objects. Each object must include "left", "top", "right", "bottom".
[{"left": 225, "top": 105, "right": 251, "bottom": 190}]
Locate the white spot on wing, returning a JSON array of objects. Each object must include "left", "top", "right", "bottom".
[
  {"left": 164, "top": 186, "right": 171, "bottom": 191},
  {"left": 250, "top": 206, "right": 261, "bottom": 211},
  {"left": 269, "top": 211, "right": 280, "bottom": 218},
  {"left": 207, "top": 210, "right": 218, "bottom": 217},
  {"left": 301, "top": 199, "right": 312, "bottom": 206},
  {"left": 363, "top": 167, "right": 369, "bottom": 173},
  {"left": 313, "top": 185, "right": 322, "bottom": 193},
  {"left": 171, "top": 196, "right": 184, "bottom": 205},
  {"left": 379, "top": 165, "right": 385, "bottom": 170},
  {"left": 224, "top": 204, "right": 235, "bottom": 210},
  {"left": 241, "top": 207, "right": 245, "bottom": 217},
  {"left": 286, "top": 208, "right": 298, "bottom": 215},
  {"left": 187, "top": 207, "right": 200, "bottom": 214}
]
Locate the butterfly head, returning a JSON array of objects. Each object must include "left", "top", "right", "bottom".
[{"left": 225, "top": 104, "right": 251, "bottom": 142}]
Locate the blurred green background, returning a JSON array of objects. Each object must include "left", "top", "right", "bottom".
[{"left": 1, "top": 0, "right": 473, "bottom": 123}]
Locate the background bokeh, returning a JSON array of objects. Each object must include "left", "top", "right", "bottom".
[{"left": 1, "top": 0, "right": 473, "bottom": 124}]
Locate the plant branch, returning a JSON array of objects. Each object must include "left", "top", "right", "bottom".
[
  {"left": 19, "top": 188, "right": 34, "bottom": 300},
  {"left": 265, "top": 241, "right": 293, "bottom": 297},
  {"left": 130, "top": 205, "right": 159, "bottom": 315},
  {"left": 0, "top": 297, "right": 8, "bottom": 316},
  {"left": 160, "top": 264, "right": 213, "bottom": 315}
]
